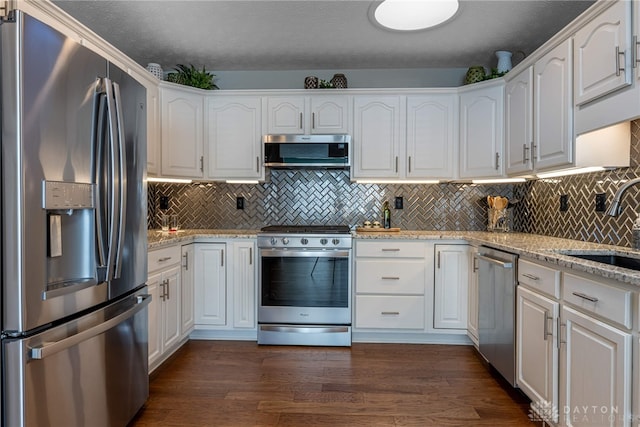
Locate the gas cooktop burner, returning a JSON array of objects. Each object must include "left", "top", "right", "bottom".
[{"left": 260, "top": 225, "right": 351, "bottom": 234}]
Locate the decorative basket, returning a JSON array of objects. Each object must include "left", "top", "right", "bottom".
[
  {"left": 330, "top": 73, "right": 348, "bottom": 89},
  {"left": 304, "top": 76, "right": 318, "bottom": 89},
  {"left": 146, "top": 63, "right": 164, "bottom": 80},
  {"left": 464, "top": 66, "right": 486, "bottom": 85}
]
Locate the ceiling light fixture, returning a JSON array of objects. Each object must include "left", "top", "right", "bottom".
[{"left": 373, "top": 0, "right": 459, "bottom": 31}]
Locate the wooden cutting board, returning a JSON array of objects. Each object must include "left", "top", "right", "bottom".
[{"left": 356, "top": 227, "right": 401, "bottom": 232}]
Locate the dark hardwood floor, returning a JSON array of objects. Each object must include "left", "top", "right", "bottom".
[{"left": 130, "top": 340, "right": 535, "bottom": 426}]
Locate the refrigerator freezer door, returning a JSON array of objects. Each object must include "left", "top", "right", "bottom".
[
  {"left": 3, "top": 289, "right": 150, "bottom": 427},
  {"left": 2, "top": 12, "right": 109, "bottom": 332}
]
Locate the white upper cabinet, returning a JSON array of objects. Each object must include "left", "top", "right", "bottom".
[
  {"left": 459, "top": 82, "right": 504, "bottom": 179},
  {"left": 352, "top": 95, "right": 403, "bottom": 179},
  {"left": 406, "top": 94, "right": 457, "bottom": 179},
  {"left": 534, "top": 38, "right": 574, "bottom": 171},
  {"left": 505, "top": 66, "right": 534, "bottom": 175},
  {"left": 160, "top": 86, "right": 204, "bottom": 178},
  {"left": 266, "top": 95, "right": 349, "bottom": 134},
  {"left": 146, "top": 83, "right": 160, "bottom": 176},
  {"left": 574, "top": 0, "right": 632, "bottom": 106},
  {"left": 309, "top": 96, "right": 350, "bottom": 134},
  {"left": 205, "top": 96, "right": 263, "bottom": 180}
]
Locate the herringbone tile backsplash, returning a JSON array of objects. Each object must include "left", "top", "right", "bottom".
[{"left": 149, "top": 120, "right": 640, "bottom": 247}]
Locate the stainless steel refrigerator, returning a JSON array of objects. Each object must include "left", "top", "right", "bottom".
[{"left": 1, "top": 10, "right": 150, "bottom": 426}]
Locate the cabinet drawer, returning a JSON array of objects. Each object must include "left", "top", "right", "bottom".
[
  {"left": 355, "top": 295, "right": 424, "bottom": 329},
  {"left": 562, "top": 273, "right": 632, "bottom": 329},
  {"left": 518, "top": 259, "right": 560, "bottom": 299},
  {"left": 355, "top": 241, "right": 426, "bottom": 258},
  {"left": 355, "top": 259, "right": 425, "bottom": 294},
  {"left": 148, "top": 245, "right": 181, "bottom": 273}
]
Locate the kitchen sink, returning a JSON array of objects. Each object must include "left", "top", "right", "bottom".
[{"left": 560, "top": 252, "right": 640, "bottom": 271}]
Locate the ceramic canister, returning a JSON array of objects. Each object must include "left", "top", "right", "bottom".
[{"left": 304, "top": 76, "right": 318, "bottom": 89}]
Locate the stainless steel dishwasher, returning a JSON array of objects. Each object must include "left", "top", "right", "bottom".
[{"left": 476, "top": 246, "right": 518, "bottom": 387}]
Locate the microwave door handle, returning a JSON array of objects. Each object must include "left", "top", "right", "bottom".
[
  {"left": 104, "top": 78, "right": 119, "bottom": 282},
  {"left": 112, "top": 82, "right": 127, "bottom": 279},
  {"left": 92, "top": 79, "right": 108, "bottom": 271}
]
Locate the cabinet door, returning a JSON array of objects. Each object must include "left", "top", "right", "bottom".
[
  {"left": 266, "top": 96, "right": 305, "bottom": 134},
  {"left": 467, "top": 247, "right": 479, "bottom": 345},
  {"left": 406, "top": 94, "right": 456, "bottom": 179},
  {"left": 517, "top": 287, "right": 559, "bottom": 422},
  {"left": 160, "top": 86, "right": 204, "bottom": 178},
  {"left": 147, "top": 271, "right": 163, "bottom": 367},
  {"left": 534, "top": 39, "right": 573, "bottom": 171},
  {"left": 194, "top": 244, "right": 227, "bottom": 325},
  {"left": 574, "top": 1, "right": 632, "bottom": 106},
  {"left": 505, "top": 67, "right": 534, "bottom": 175},
  {"left": 206, "top": 96, "right": 263, "bottom": 180},
  {"left": 180, "top": 244, "right": 195, "bottom": 337},
  {"left": 434, "top": 244, "right": 469, "bottom": 329},
  {"left": 310, "top": 96, "right": 349, "bottom": 134},
  {"left": 352, "top": 96, "right": 402, "bottom": 178},
  {"left": 561, "top": 306, "right": 632, "bottom": 427},
  {"left": 232, "top": 241, "right": 256, "bottom": 329},
  {"left": 162, "top": 265, "right": 182, "bottom": 351},
  {"left": 459, "top": 83, "right": 504, "bottom": 178},
  {"left": 146, "top": 83, "right": 160, "bottom": 176}
]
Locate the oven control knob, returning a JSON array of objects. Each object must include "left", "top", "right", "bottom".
[
  {"left": 332, "top": 238, "right": 340, "bottom": 245},
  {"left": 282, "top": 238, "right": 289, "bottom": 245},
  {"left": 320, "top": 238, "right": 328, "bottom": 245},
  {"left": 270, "top": 237, "right": 278, "bottom": 246},
  {"left": 301, "top": 238, "right": 309, "bottom": 245}
]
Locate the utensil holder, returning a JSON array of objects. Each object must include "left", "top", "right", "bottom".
[{"left": 487, "top": 208, "right": 510, "bottom": 232}]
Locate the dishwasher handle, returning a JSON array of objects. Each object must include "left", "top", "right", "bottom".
[
  {"left": 30, "top": 294, "right": 151, "bottom": 360},
  {"left": 476, "top": 253, "right": 514, "bottom": 269}
]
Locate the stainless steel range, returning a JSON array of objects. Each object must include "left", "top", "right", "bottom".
[{"left": 257, "top": 225, "right": 352, "bottom": 346}]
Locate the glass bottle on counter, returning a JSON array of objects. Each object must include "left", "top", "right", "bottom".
[{"left": 383, "top": 201, "right": 391, "bottom": 229}]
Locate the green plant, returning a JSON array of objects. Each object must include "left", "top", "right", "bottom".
[
  {"left": 166, "top": 64, "right": 219, "bottom": 90},
  {"left": 483, "top": 68, "right": 507, "bottom": 81},
  {"left": 318, "top": 79, "right": 334, "bottom": 89}
]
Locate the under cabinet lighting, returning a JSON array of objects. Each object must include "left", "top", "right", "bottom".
[
  {"left": 226, "top": 180, "right": 260, "bottom": 184},
  {"left": 472, "top": 178, "right": 527, "bottom": 184},
  {"left": 536, "top": 167, "right": 608, "bottom": 179},
  {"left": 147, "top": 177, "right": 193, "bottom": 184},
  {"left": 355, "top": 179, "right": 440, "bottom": 184}
]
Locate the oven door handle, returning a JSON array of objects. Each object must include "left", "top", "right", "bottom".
[{"left": 259, "top": 249, "right": 350, "bottom": 258}]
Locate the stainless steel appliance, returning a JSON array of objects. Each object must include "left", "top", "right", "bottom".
[
  {"left": 476, "top": 246, "right": 518, "bottom": 386},
  {"left": 257, "top": 225, "right": 352, "bottom": 346},
  {"left": 1, "top": 10, "right": 149, "bottom": 426},
  {"left": 263, "top": 134, "right": 351, "bottom": 168}
]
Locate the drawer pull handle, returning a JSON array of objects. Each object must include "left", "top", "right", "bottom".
[
  {"left": 158, "top": 256, "right": 172, "bottom": 262},
  {"left": 381, "top": 248, "right": 400, "bottom": 252},
  {"left": 522, "top": 273, "right": 540, "bottom": 281},
  {"left": 381, "top": 311, "right": 400, "bottom": 316},
  {"left": 572, "top": 292, "right": 598, "bottom": 303},
  {"left": 381, "top": 276, "right": 400, "bottom": 280}
]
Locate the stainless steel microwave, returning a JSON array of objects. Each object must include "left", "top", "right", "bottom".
[{"left": 263, "top": 134, "right": 351, "bottom": 168}]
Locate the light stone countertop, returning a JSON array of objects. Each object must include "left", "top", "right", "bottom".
[{"left": 147, "top": 229, "right": 640, "bottom": 288}]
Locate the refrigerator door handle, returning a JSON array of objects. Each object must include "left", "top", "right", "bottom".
[
  {"left": 103, "top": 77, "right": 120, "bottom": 282},
  {"left": 93, "top": 79, "right": 108, "bottom": 270},
  {"left": 112, "top": 82, "right": 127, "bottom": 279},
  {"left": 29, "top": 294, "right": 151, "bottom": 360}
]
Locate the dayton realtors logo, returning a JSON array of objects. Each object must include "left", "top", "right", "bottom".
[{"left": 529, "top": 401, "right": 625, "bottom": 424}]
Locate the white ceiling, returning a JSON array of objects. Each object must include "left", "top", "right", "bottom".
[{"left": 53, "top": 0, "right": 595, "bottom": 71}]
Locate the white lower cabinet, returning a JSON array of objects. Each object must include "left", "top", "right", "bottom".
[
  {"left": 147, "top": 244, "right": 184, "bottom": 372},
  {"left": 180, "top": 244, "right": 195, "bottom": 338},
  {"left": 467, "top": 246, "right": 479, "bottom": 346},
  {"left": 355, "top": 295, "right": 424, "bottom": 329},
  {"left": 517, "top": 286, "right": 559, "bottom": 423},
  {"left": 194, "top": 243, "right": 227, "bottom": 325},
  {"left": 192, "top": 240, "right": 257, "bottom": 337},
  {"left": 434, "top": 244, "right": 469, "bottom": 330},
  {"left": 560, "top": 306, "right": 632, "bottom": 427}
]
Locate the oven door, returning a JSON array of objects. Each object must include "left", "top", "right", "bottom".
[{"left": 258, "top": 248, "right": 351, "bottom": 325}]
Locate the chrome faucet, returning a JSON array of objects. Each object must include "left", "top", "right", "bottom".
[{"left": 606, "top": 177, "right": 640, "bottom": 216}]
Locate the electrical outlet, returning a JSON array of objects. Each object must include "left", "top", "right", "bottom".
[
  {"left": 159, "top": 195, "right": 170, "bottom": 210},
  {"left": 559, "top": 194, "right": 568, "bottom": 212},
  {"left": 395, "top": 196, "right": 403, "bottom": 209},
  {"left": 595, "top": 193, "right": 606, "bottom": 212},
  {"left": 236, "top": 196, "right": 245, "bottom": 210}
]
